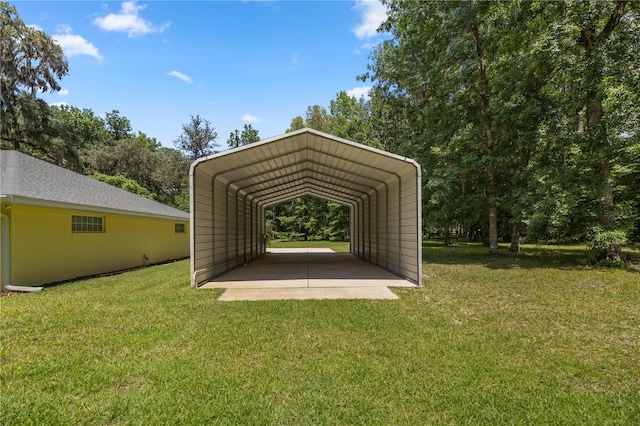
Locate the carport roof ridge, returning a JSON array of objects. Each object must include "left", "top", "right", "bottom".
[{"left": 190, "top": 127, "right": 421, "bottom": 206}]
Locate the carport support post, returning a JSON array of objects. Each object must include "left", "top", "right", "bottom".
[
  {"left": 349, "top": 207, "right": 354, "bottom": 255},
  {"left": 369, "top": 188, "right": 380, "bottom": 265},
  {"left": 385, "top": 182, "right": 389, "bottom": 270},
  {"left": 258, "top": 202, "right": 263, "bottom": 255},
  {"left": 211, "top": 176, "right": 216, "bottom": 279},
  {"left": 256, "top": 201, "right": 260, "bottom": 254},
  {"left": 235, "top": 187, "right": 239, "bottom": 267},
  {"left": 368, "top": 192, "right": 374, "bottom": 262},
  {"left": 251, "top": 198, "right": 258, "bottom": 260},
  {"left": 248, "top": 196, "right": 253, "bottom": 262},
  {"left": 258, "top": 202, "right": 265, "bottom": 254},
  {"left": 242, "top": 191, "right": 249, "bottom": 264},
  {"left": 398, "top": 177, "right": 402, "bottom": 274},
  {"left": 416, "top": 168, "right": 423, "bottom": 285},
  {"left": 225, "top": 182, "right": 231, "bottom": 273}
]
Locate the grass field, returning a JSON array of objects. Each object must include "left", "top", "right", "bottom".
[
  {"left": 1, "top": 241, "right": 638, "bottom": 424},
  {"left": 270, "top": 239, "right": 351, "bottom": 252}
]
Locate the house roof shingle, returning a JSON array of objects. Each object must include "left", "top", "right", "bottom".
[{"left": 0, "top": 150, "right": 189, "bottom": 221}]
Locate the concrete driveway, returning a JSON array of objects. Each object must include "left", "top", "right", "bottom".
[{"left": 199, "top": 248, "right": 417, "bottom": 301}]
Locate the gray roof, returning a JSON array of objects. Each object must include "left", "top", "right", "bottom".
[{"left": 0, "top": 150, "right": 189, "bottom": 220}]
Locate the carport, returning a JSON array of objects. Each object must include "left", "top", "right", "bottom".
[{"left": 190, "top": 128, "right": 422, "bottom": 287}]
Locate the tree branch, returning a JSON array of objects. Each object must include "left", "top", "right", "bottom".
[{"left": 599, "top": 0, "right": 627, "bottom": 43}]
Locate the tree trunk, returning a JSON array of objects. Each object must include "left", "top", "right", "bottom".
[
  {"left": 509, "top": 222, "right": 522, "bottom": 253},
  {"left": 607, "top": 240, "right": 625, "bottom": 262},
  {"left": 489, "top": 205, "right": 498, "bottom": 255},
  {"left": 579, "top": 1, "right": 628, "bottom": 261},
  {"left": 444, "top": 229, "right": 452, "bottom": 246},
  {"left": 471, "top": 18, "right": 499, "bottom": 256},
  {"left": 600, "top": 158, "right": 614, "bottom": 225}
]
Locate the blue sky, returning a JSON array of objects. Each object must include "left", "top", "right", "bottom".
[{"left": 13, "top": 0, "right": 389, "bottom": 148}]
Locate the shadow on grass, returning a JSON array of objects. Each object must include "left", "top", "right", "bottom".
[{"left": 422, "top": 239, "right": 601, "bottom": 271}]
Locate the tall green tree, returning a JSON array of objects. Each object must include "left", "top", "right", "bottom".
[
  {"left": 553, "top": 0, "right": 639, "bottom": 258},
  {"left": 365, "top": 0, "right": 640, "bottom": 254},
  {"left": 48, "top": 105, "right": 110, "bottom": 172},
  {"left": 286, "top": 105, "right": 333, "bottom": 134},
  {"left": 85, "top": 132, "right": 160, "bottom": 189},
  {"left": 303, "top": 105, "right": 333, "bottom": 133},
  {"left": 173, "top": 114, "right": 218, "bottom": 161},
  {"left": 329, "top": 91, "right": 377, "bottom": 146},
  {"left": 103, "top": 110, "right": 132, "bottom": 142},
  {"left": 227, "top": 124, "right": 260, "bottom": 149},
  {"left": 1, "top": 1, "right": 68, "bottom": 150},
  {"left": 286, "top": 116, "right": 304, "bottom": 133},
  {"left": 366, "top": 85, "right": 412, "bottom": 154},
  {"left": 269, "top": 196, "right": 349, "bottom": 241},
  {"left": 368, "top": 1, "right": 526, "bottom": 253},
  {"left": 152, "top": 147, "right": 190, "bottom": 211},
  {"left": 306, "top": 105, "right": 332, "bottom": 133},
  {"left": 326, "top": 201, "right": 350, "bottom": 241},
  {"left": 521, "top": 1, "right": 639, "bottom": 254}
]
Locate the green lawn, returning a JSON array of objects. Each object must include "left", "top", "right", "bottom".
[
  {"left": 1, "top": 241, "right": 638, "bottom": 425},
  {"left": 270, "top": 239, "right": 351, "bottom": 252}
]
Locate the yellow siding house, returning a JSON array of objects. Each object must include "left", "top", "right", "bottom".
[{"left": 1, "top": 150, "right": 189, "bottom": 290}]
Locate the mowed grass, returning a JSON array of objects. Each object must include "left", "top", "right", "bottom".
[
  {"left": 270, "top": 239, "right": 351, "bottom": 252},
  {"left": 1, "top": 241, "right": 638, "bottom": 425}
]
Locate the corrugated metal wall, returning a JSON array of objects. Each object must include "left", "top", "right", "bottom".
[
  {"left": 192, "top": 169, "right": 213, "bottom": 284},
  {"left": 190, "top": 129, "right": 422, "bottom": 286}
]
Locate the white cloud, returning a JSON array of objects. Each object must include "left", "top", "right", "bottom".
[
  {"left": 58, "top": 89, "right": 69, "bottom": 96},
  {"left": 53, "top": 27, "right": 102, "bottom": 60},
  {"left": 167, "top": 70, "right": 192, "bottom": 84},
  {"left": 50, "top": 102, "right": 69, "bottom": 108},
  {"left": 93, "top": 1, "right": 170, "bottom": 37},
  {"left": 347, "top": 86, "right": 371, "bottom": 100},
  {"left": 242, "top": 114, "right": 261, "bottom": 124},
  {"left": 353, "top": 0, "right": 387, "bottom": 40}
]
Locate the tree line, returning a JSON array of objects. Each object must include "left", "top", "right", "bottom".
[
  {"left": 362, "top": 0, "right": 639, "bottom": 260},
  {"left": 2, "top": 1, "right": 639, "bottom": 260},
  {"left": 283, "top": 1, "right": 640, "bottom": 260}
]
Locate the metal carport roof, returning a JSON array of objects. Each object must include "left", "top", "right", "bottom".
[{"left": 190, "top": 128, "right": 422, "bottom": 286}]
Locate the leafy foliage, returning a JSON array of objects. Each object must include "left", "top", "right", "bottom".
[
  {"left": 92, "top": 172, "right": 157, "bottom": 201},
  {"left": 227, "top": 124, "right": 260, "bottom": 149},
  {"left": 278, "top": 0, "right": 639, "bottom": 253},
  {"left": 173, "top": 114, "right": 219, "bottom": 161},
  {"left": 358, "top": 0, "right": 640, "bottom": 252},
  {"left": 1, "top": 1, "right": 68, "bottom": 150},
  {"left": 269, "top": 196, "right": 349, "bottom": 241}
]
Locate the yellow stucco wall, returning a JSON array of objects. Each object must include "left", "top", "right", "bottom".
[
  {"left": 1, "top": 205, "right": 10, "bottom": 288},
  {"left": 4, "top": 204, "right": 189, "bottom": 286}
]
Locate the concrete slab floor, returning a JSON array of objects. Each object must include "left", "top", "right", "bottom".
[
  {"left": 199, "top": 248, "right": 417, "bottom": 301},
  {"left": 218, "top": 287, "right": 399, "bottom": 302}
]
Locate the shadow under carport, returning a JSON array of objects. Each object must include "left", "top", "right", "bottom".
[{"left": 198, "top": 248, "right": 416, "bottom": 301}]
